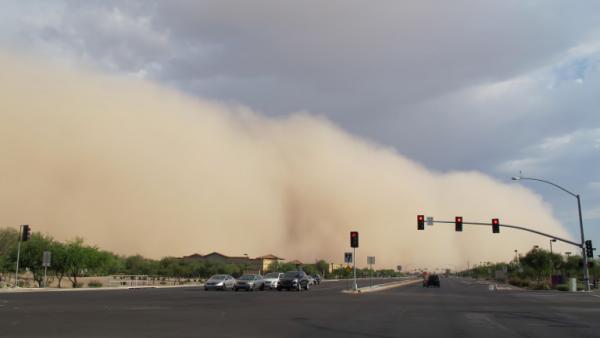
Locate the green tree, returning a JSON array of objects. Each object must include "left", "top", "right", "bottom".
[
  {"left": 50, "top": 241, "right": 69, "bottom": 288},
  {"left": 520, "top": 248, "right": 553, "bottom": 287},
  {"left": 16, "top": 233, "right": 54, "bottom": 287},
  {"left": 65, "top": 238, "right": 106, "bottom": 287},
  {"left": 315, "top": 260, "right": 329, "bottom": 276},
  {"left": 0, "top": 227, "right": 19, "bottom": 282}
]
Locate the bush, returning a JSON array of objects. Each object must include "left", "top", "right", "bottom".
[
  {"left": 531, "top": 283, "right": 550, "bottom": 290},
  {"left": 87, "top": 280, "right": 103, "bottom": 288},
  {"left": 508, "top": 278, "right": 530, "bottom": 288},
  {"left": 555, "top": 284, "right": 569, "bottom": 291},
  {"left": 73, "top": 282, "right": 84, "bottom": 288}
]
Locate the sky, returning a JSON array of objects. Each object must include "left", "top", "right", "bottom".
[{"left": 0, "top": 0, "right": 599, "bottom": 266}]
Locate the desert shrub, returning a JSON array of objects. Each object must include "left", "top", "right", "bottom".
[{"left": 87, "top": 280, "right": 103, "bottom": 288}]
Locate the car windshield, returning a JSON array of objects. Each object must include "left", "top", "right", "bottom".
[
  {"left": 283, "top": 271, "right": 300, "bottom": 278},
  {"left": 239, "top": 275, "right": 255, "bottom": 280},
  {"left": 209, "top": 275, "right": 226, "bottom": 280},
  {"left": 264, "top": 273, "right": 280, "bottom": 278}
]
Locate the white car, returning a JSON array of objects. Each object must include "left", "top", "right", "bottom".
[
  {"left": 204, "top": 274, "right": 236, "bottom": 291},
  {"left": 263, "top": 272, "right": 284, "bottom": 289}
]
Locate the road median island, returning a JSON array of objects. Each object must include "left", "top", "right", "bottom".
[{"left": 341, "top": 278, "right": 421, "bottom": 294}]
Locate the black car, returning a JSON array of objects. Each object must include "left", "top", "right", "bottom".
[
  {"left": 424, "top": 274, "right": 440, "bottom": 288},
  {"left": 277, "top": 271, "right": 311, "bottom": 291}
]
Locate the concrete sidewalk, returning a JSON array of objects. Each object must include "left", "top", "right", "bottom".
[{"left": 0, "top": 284, "right": 203, "bottom": 293}]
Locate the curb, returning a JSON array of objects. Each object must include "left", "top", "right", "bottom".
[
  {"left": 341, "top": 279, "right": 421, "bottom": 294},
  {"left": 0, "top": 284, "right": 203, "bottom": 294}
]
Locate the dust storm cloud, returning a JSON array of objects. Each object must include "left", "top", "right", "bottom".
[{"left": 0, "top": 53, "right": 572, "bottom": 269}]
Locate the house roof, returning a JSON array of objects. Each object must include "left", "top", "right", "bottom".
[
  {"left": 256, "top": 254, "right": 284, "bottom": 260},
  {"left": 203, "top": 252, "right": 230, "bottom": 258},
  {"left": 289, "top": 259, "right": 303, "bottom": 265}
]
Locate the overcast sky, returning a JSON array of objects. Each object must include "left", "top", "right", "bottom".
[{"left": 1, "top": 0, "right": 599, "bottom": 250}]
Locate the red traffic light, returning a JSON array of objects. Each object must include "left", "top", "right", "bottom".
[
  {"left": 492, "top": 218, "right": 500, "bottom": 233},
  {"left": 350, "top": 231, "right": 359, "bottom": 248},
  {"left": 455, "top": 216, "right": 463, "bottom": 232},
  {"left": 417, "top": 215, "right": 425, "bottom": 230}
]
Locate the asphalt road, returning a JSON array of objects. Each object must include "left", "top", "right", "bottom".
[{"left": 1, "top": 277, "right": 599, "bottom": 338}]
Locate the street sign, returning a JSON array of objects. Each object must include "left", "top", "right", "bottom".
[
  {"left": 426, "top": 216, "right": 433, "bottom": 226},
  {"left": 42, "top": 251, "right": 51, "bottom": 267},
  {"left": 396, "top": 265, "right": 402, "bottom": 272},
  {"left": 367, "top": 256, "right": 375, "bottom": 265},
  {"left": 344, "top": 252, "right": 353, "bottom": 263},
  {"left": 345, "top": 266, "right": 352, "bottom": 273}
]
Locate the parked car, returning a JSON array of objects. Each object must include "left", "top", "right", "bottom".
[
  {"left": 277, "top": 271, "right": 311, "bottom": 291},
  {"left": 311, "top": 275, "right": 322, "bottom": 285},
  {"left": 233, "top": 274, "right": 265, "bottom": 291},
  {"left": 263, "top": 272, "right": 284, "bottom": 289},
  {"left": 307, "top": 275, "right": 315, "bottom": 285},
  {"left": 204, "top": 274, "right": 236, "bottom": 291},
  {"left": 423, "top": 274, "right": 440, "bottom": 288}
]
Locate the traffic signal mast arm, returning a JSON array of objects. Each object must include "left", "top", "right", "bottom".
[{"left": 429, "top": 219, "right": 582, "bottom": 248}]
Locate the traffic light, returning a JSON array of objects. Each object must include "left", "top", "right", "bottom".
[
  {"left": 455, "top": 216, "right": 463, "bottom": 232},
  {"left": 417, "top": 215, "right": 425, "bottom": 230},
  {"left": 492, "top": 218, "right": 500, "bottom": 234},
  {"left": 585, "top": 240, "right": 594, "bottom": 258},
  {"left": 21, "top": 225, "right": 31, "bottom": 242},
  {"left": 350, "top": 231, "right": 359, "bottom": 248}
]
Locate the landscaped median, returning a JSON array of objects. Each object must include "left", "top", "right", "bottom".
[{"left": 341, "top": 278, "right": 421, "bottom": 294}]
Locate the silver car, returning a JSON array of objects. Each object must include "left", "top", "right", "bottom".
[
  {"left": 204, "top": 274, "right": 236, "bottom": 291},
  {"left": 263, "top": 272, "right": 284, "bottom": 289},
  {"left": 233, "top": 274, "right": 265, "bottom": 291}
]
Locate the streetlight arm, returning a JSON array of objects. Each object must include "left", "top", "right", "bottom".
[{"left": 516, "top": 177, "right": 578, "bottom": 198}]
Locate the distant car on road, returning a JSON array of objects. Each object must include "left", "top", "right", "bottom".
[
  {"left": 263, "top": 272, "right": 284, "bottom": 289},
  {"left": 311, "top": 275, "right": 321, "bottom": 285},
  {"left": 204, "top": 274, "right": 236, "bottom": 291},
  {"left": 277, "top": 271, "right": 311, "bottom": 291},
  {"left": 423, "top": 274, "right": 440, "bottom": 288},
  {"left": 234, "top": 274, "right": 265, "bottom": 291}
]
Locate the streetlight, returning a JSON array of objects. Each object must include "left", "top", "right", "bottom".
[
  {"left": 550, "top": 239, "right": 557, "bottom": 254},
  {"left": 514, "top": 249, "right": 519, "bottom": 264},
  {"left": 512, "top": 174, "right": 591, "bottom": 291}
]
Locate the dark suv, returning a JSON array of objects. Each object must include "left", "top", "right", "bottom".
[
  {"left": 424, "top": 274, "right": 440, "bottom": 288},
  {"left": 277, "top": 271, "right": 311, "bottom": 291}
]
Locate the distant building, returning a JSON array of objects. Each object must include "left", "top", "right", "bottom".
[
  {"left": 328, "top": 263, "right": 344, "bottom": 273},
  {"left": 181, "top": 252, "right": 284, "bottom": 273}
]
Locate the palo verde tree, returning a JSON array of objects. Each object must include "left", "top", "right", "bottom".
[
  {"left": 64, "top": 238, "right": 107, "bottom": 288},
  {"left": 14, "top": 233, "right": 54, "bottom": 287}
]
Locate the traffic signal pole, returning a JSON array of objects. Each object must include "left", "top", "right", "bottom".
[
  {"left": 512, "top": 176, "right": 591, "bottom": 291},
  {"left": 576, "top": 195, "right": 591, "bottom": 292},
  {"left": 429, "top": 219, "right": 581, "bottom": 247},
  {"left": 353, "top": 247, "right": 357, "bottom": 291},
  {"left": 15, "top": 225, "right": 22, "bottom": 288}
]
